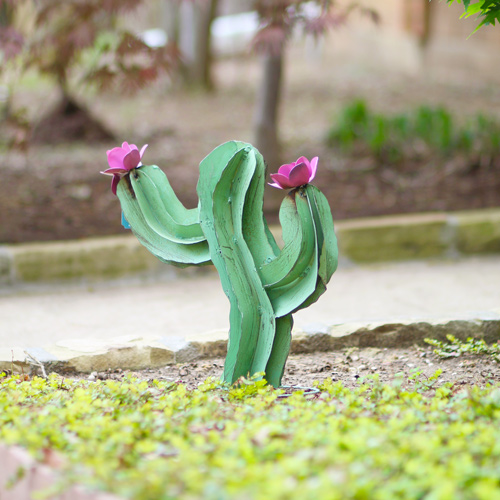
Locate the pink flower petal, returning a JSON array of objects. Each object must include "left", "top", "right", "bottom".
[
  {"left": 268, "top": 181, "right": 285, "bottom": 189},
  {"left": 111, "top": 174, "right": 120, "bottom": 195},
  {"left": 123, "top": 149, "right": 141, "bottom": 170},
  {"left": 107, "top": 147, "right": 128, "bottom": 170},
  {"left": 308, "top": 156, "right": 318, "bottom": 182},
  {"left": 270, "top": 173, "right": 295, "bottom": 189},
  {"left": 277, "top": 162, "right": 296, "bottom": 176},
  {"left": 289, "top": 162, "right": 311, "bottom": 187},
  {"left": 295, "top": 156, "right": 310, "bottom": 168},
  {"left": 101, "top": 166, "right": 129, "bottom": 175},
  {"left": 139, "top": 144, "right": 148, "bottom": 157}
]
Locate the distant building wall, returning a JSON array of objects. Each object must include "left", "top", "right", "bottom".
[{"left": 324, "top": 0, "right": 500, "bottom": 84}]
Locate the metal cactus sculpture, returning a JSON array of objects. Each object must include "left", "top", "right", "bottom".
[{"left": 102, "top": 141, "right": 338, "bottom": 387}]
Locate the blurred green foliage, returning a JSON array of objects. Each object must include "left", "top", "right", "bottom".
[
  {"left": 327, "top": 99, "right": 500, "bottom": 164},
  {"left": 447, "top": 0, "right": 500, "bottom": 32},
  {"left": 1, "top": 371, "right": 500, "bottom": 499}
]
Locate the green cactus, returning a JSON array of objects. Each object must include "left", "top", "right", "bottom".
[{"left": 116, "top": 141, "right": 338, "bottom": 387}]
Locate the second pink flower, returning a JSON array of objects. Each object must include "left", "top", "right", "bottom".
[{"left": 269, "top": 156, "right": 318, "bottom": 190}]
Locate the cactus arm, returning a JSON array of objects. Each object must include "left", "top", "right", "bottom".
[
  {"left": 137, "top": 165, "right": 206, "bottom": 239},
  {"left": 263, "top": 186, "right": 338, "bottom": 382},
  {"left": 116, "top": 169, "right": 211, "bottom": 267},
  {"left": 129, "top": 168, "right": 205, "bottom": 244},
  {"left": 258, "top": 195, "right": 303, "bottom": 286},
  {"left": 292, "top": 185, "right": 339, "bottom": 312},
  {"left": 265, "top": 190, "right": 319, "bottom": 318},
  {"left": 261, "top": 190, "right": 316, "bottom": 289},
  {"left": 259, "top": 185, "right": 338, "bottom": 318},
  {"left": 308, "top": 185, "right": 338, "bottom": 284}
]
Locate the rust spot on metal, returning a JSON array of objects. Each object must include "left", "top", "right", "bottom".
[
  {"left": 285, "top": 192, "right": 297, "bottom": 208},
  {"left": 123, "top": 173, "right": 135, "bottom": 199}
]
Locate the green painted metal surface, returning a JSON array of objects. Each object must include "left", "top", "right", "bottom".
[
  {"left": 115, "top": 141, "right": 338, "bottom": 386},
  {"left": 117, "top": 166, "right": 210, "bottom": 267}
]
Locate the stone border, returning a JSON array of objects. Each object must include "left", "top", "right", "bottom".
[
  {"left": 335, "top": 208, "right": 500, "bottom": 263},
  {"left": 2, "top": 314, "right": 498, "bottom": 375},
  {"left": 1, "top": 208, "right": 500, "bottom": 285}
]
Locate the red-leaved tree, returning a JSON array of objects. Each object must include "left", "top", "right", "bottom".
[{"left": 0, "top": 0, "right": 180, "bottom": 145}]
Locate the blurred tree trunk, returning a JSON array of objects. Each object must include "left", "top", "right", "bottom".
[
  {"left": 162, "top": 0, "right": 181, "bottom": 45},
  {"left": 0, "top": 2, "right": 12, "bottom": 27},
  {"left": 404, "top": 0, "right": 432, "bottom": 47},
  {"left": 179, "top": 0, "right": 218, "bottom": 90},
  {"left": 254, "top": 52, "right": 284, "bottom": 170},
  {"left": 0, "top": 1, "right": 14, "bottom": 118}
]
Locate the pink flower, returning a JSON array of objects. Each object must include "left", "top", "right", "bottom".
[
  {"left": 101, "top": 142, "right": 148, "bottom": 195},
  {"left": 268, "top": 156, "right": 318, "bottom": 190}
]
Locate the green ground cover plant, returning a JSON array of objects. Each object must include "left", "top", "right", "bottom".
[
  {"left": 425, "top": 335, "right": 500, "bottom": 361},
  {"left": 327, "top": 99, "right": 500, "bottom": 164},
  {"left": 2, "top": 372, "right": 500, "bottom": 499}
]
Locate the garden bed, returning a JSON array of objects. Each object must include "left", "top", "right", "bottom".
[{"left": 1, "top": 343, "right": 500, "bottom": 500}]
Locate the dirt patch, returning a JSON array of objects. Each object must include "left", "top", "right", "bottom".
[
  {"left": 30, "top": 97, "right": 115, "bottom": 145},
  {"left": 71, "top": 346, "right": 500, "bottom": 392}
]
